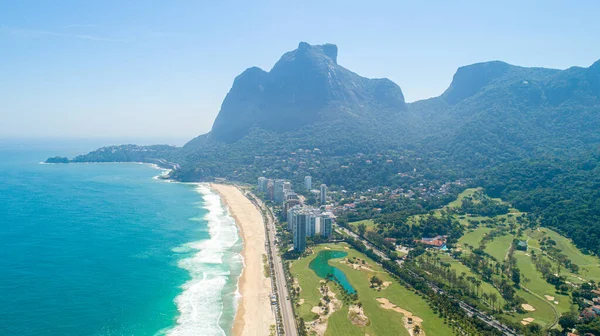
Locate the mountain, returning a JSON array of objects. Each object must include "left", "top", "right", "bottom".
[
  {"left": 55, "top": 43, "right": 600, "bottom": 254},
  {"left": 209, "top": 42, "right": 407, "bottom": 143}
]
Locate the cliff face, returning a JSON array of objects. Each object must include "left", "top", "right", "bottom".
[{"left": 209, "top": 42, "right": 407, "bottom": 142}]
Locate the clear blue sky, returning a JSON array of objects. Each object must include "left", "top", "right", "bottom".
[{"left": 2, "top": 0, "right": 599, "bottom": 142}]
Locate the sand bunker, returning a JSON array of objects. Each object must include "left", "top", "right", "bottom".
[
  {"left": 377, "top": 298, "right": 425, "bottom": 336},
  {"left": 521, "top": 317, "right": 535, "bottom": 325},
  {"left": 381, "top": 281, "right": 392, "bottom": 290},
  {"left": 308, "top": 286, "right": 341, "bottom": 336},
  {"left": 522, "top": 304, "right": 536, "bottom": 312},
  {"left": 298, "top": 298, "right": 304, "bottom": 305},
  {"left": 544, "top": 295, "right": 555, "bottom": 301},
  {"left": 348, "top": 304, "right": 369, "bottom": 327},
  {"left": 341, "top": 258, "right": 375, "bottom": 272}
]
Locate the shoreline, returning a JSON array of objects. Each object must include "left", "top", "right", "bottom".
[{"left": 209, "top": 183, "right": 274, "bottom": 336}]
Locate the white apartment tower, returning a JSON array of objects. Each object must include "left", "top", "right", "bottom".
[{"left": 304, "top": 176, "right": 312, "bottom": 191}]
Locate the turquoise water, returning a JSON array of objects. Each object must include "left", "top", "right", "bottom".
[
  {"left": 309, "top": 250, "right": 356, "bottom": 294},
  {"left": 0, "top": 142, "right": 242, "bottom": 335}
]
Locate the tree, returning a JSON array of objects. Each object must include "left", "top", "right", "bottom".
[
  {"left": 357, "top": 223, "right": 367, "bottom": 236},
  {"left": 512, "top": 268, "right": 521, "bottom": 287},
  {"left": 298, "top": 318, "right": 307, "bottom": 336},
  {"left": 558, "top": 312, "right": 577, "bottom": 330},
  {"left": 413, "top": 325, "right": 421, "bottom": 335},
  {"left": 489, "top": 293, "right": 498, "bottom": 311}
]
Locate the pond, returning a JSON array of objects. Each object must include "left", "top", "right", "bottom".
[{"left": 309, "top": 250, "right": 356, "bottom": 294}]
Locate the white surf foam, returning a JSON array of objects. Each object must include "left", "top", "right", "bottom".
[{"left": 167, "top": 184, "right": 242, "bottom": 336}]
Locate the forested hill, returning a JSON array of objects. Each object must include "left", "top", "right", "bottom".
[{"left": 52, "top": 43, "right": 600, "bottom": 254}]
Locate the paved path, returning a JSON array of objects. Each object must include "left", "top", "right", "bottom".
[{"left": 244, "top": 190, "right": 298, "bottom": 336}]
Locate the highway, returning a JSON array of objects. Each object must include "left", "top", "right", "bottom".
[
  {"left": 335, "top": 225, "right": 519, "bottom": 336},
  {"left": 243, "top": 189, "right": 298, "bottom": 336}
]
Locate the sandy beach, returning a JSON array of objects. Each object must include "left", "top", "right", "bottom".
[{"left": 210, "top": 183, "right": 274, "bottom": 336}]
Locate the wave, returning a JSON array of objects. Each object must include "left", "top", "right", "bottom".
[{"left": 165, "top": 184, "right": 242, "bottom": 336}]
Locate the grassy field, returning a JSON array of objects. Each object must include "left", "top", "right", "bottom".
[
  {"left": 504, "top": 289, "right": 558, "bottom": 328},
  {"left": 541, "top": 228, "right": 600, "bottom": 280},
  {"left": 290, "top": 243, "right": 455, "bottom": 336},
  {"left": 430, "top": 251, "right": 503, "bottom": 301},
  {"left": 514, "top": 252, "right": 572, "bottom": 312},
  {"left": 447, "top": 188, "right": 480, "bottom": 209},
  {"left": 484, "top": 233, "right": 514, "bottom": 262},
  {"left": 348, "top": 219, "right": 376, "bottom": 232},
  {"left": 523, "top": 228, "right": 598, "bottom": 284},
  {"left": 458, "top": 227, "right": 492, "bottom": 248}
]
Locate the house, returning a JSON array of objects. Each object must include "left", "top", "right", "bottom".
[
  {"left": 591, "top": 289, "right": 600, "bottom": 296},
  {"left": 416, "top": 235, "right": 447, "bottom": 248},
  {"left": 580, "top": 307, "right": 597, "bottom": 320}
]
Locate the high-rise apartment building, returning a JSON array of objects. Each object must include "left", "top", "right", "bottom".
[
  {"left": 304, "top": 176, "right": 312, "bottom": 191},
  {"left": 320, "top": 184, "right": 327, "bottom": 204}
]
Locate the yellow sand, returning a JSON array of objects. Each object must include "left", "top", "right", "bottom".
[
  {"left": 521, "top": 317, "right": 535, "bottom": 325},
  {"left": 522, "top": 304, "right": 536, "bottom": 312},
  {"left": 544, "top": 295, "right": 555, "bottom": 301},
  {"left": 210, "top": 184, "right": 274, "bottom": 336},
  {"left": 377, "top": 298, "right": 425, "bottom": 336}
]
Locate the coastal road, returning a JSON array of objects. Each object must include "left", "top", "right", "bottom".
[{"left": 243, "top": 190, "right": 298, "bottom": 336}]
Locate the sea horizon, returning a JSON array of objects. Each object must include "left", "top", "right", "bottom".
[{"left": 0, "top": 140, "right": 242, "bottom": 335}]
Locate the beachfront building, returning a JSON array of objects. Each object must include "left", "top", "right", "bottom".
[
  {"left": 304, "top": 176, "right": 312, "bottom": 191},
  {"left": 290, "top": 205, "right": 334, "bottom": 242},
  {"left": 293, "top": 210, "right": 308, "bottom": 252},
  {"left": 320, "top": 184, "right": 328, "bottom": 204},
  {"left": 283, "top": 192, "right": 301, "bottom": 220},
  {"left": 287, "top": 205, "right": 300, "bottom": 231},
  {"left": 273, "top": 179, "right": 285, "bottom": 204},
  {"left": 267, "top": 180, "right": 274, "bottom": 200},
  {"left": 257, "top": 177, "right": 269, "bottom": 193}
]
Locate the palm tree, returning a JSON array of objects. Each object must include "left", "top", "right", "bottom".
[
  {"left": 489, "top": 293, "right": 498, "bottom": 312},
  {"left": 482, "top": 292, "right": 489, "bottom": 305}
]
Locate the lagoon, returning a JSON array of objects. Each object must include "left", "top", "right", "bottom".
[{"left": 309, "top": 250, "right": 356, "bottom": 294}]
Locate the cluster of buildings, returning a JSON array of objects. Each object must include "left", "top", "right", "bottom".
[
  {"left": 257, "top": 176, "right": 333, "bottom": 252},
  {"left": 257, "top": 177, "right": 293, "bottom": 204},
  {"left": 580, "top": 289, "right": 600, "bottom": 320},
  {"left": 257, "top": 176, "right": 328, "bottom": 206},
  {"left": 288, "top": 206, "right": 333, "bottom": 252}
]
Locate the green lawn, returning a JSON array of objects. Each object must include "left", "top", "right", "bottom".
[
  {"left": 525, "top": 228, "right": 600, "bottom": 283},
  {"left": 349, "top": 219, "right": 377, "bottom": 232},
  {"left": 447, "top": 188, "right": 480, "bottom": 209},
  {"left": 458, "top": 227, "right": 492, "bottom": 248},
  {"left": 291, "top": 243, "right": 455, "bottom": 336},
  {"left": 485, "top": 234, "right": 514, "bottom": 262},
  {"left": 542, "top": 228, "right": 600, "bottom": 280},
  {"left": 431, "top": 251, "right": 503, "bottom": 302},
  {"left": 504, "top": 289, "right": 558, "bottom": 328},
  {"left": 514, "top": 252, "right": 572, "bottom": 313}
]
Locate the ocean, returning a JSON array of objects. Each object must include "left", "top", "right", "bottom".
[{"left": 0, "top": 140, "right": 243, "bottom": 335}]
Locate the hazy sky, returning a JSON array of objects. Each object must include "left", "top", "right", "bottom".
[{"left": 2, "top": 0, "right": 599, "bottom": 140}]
